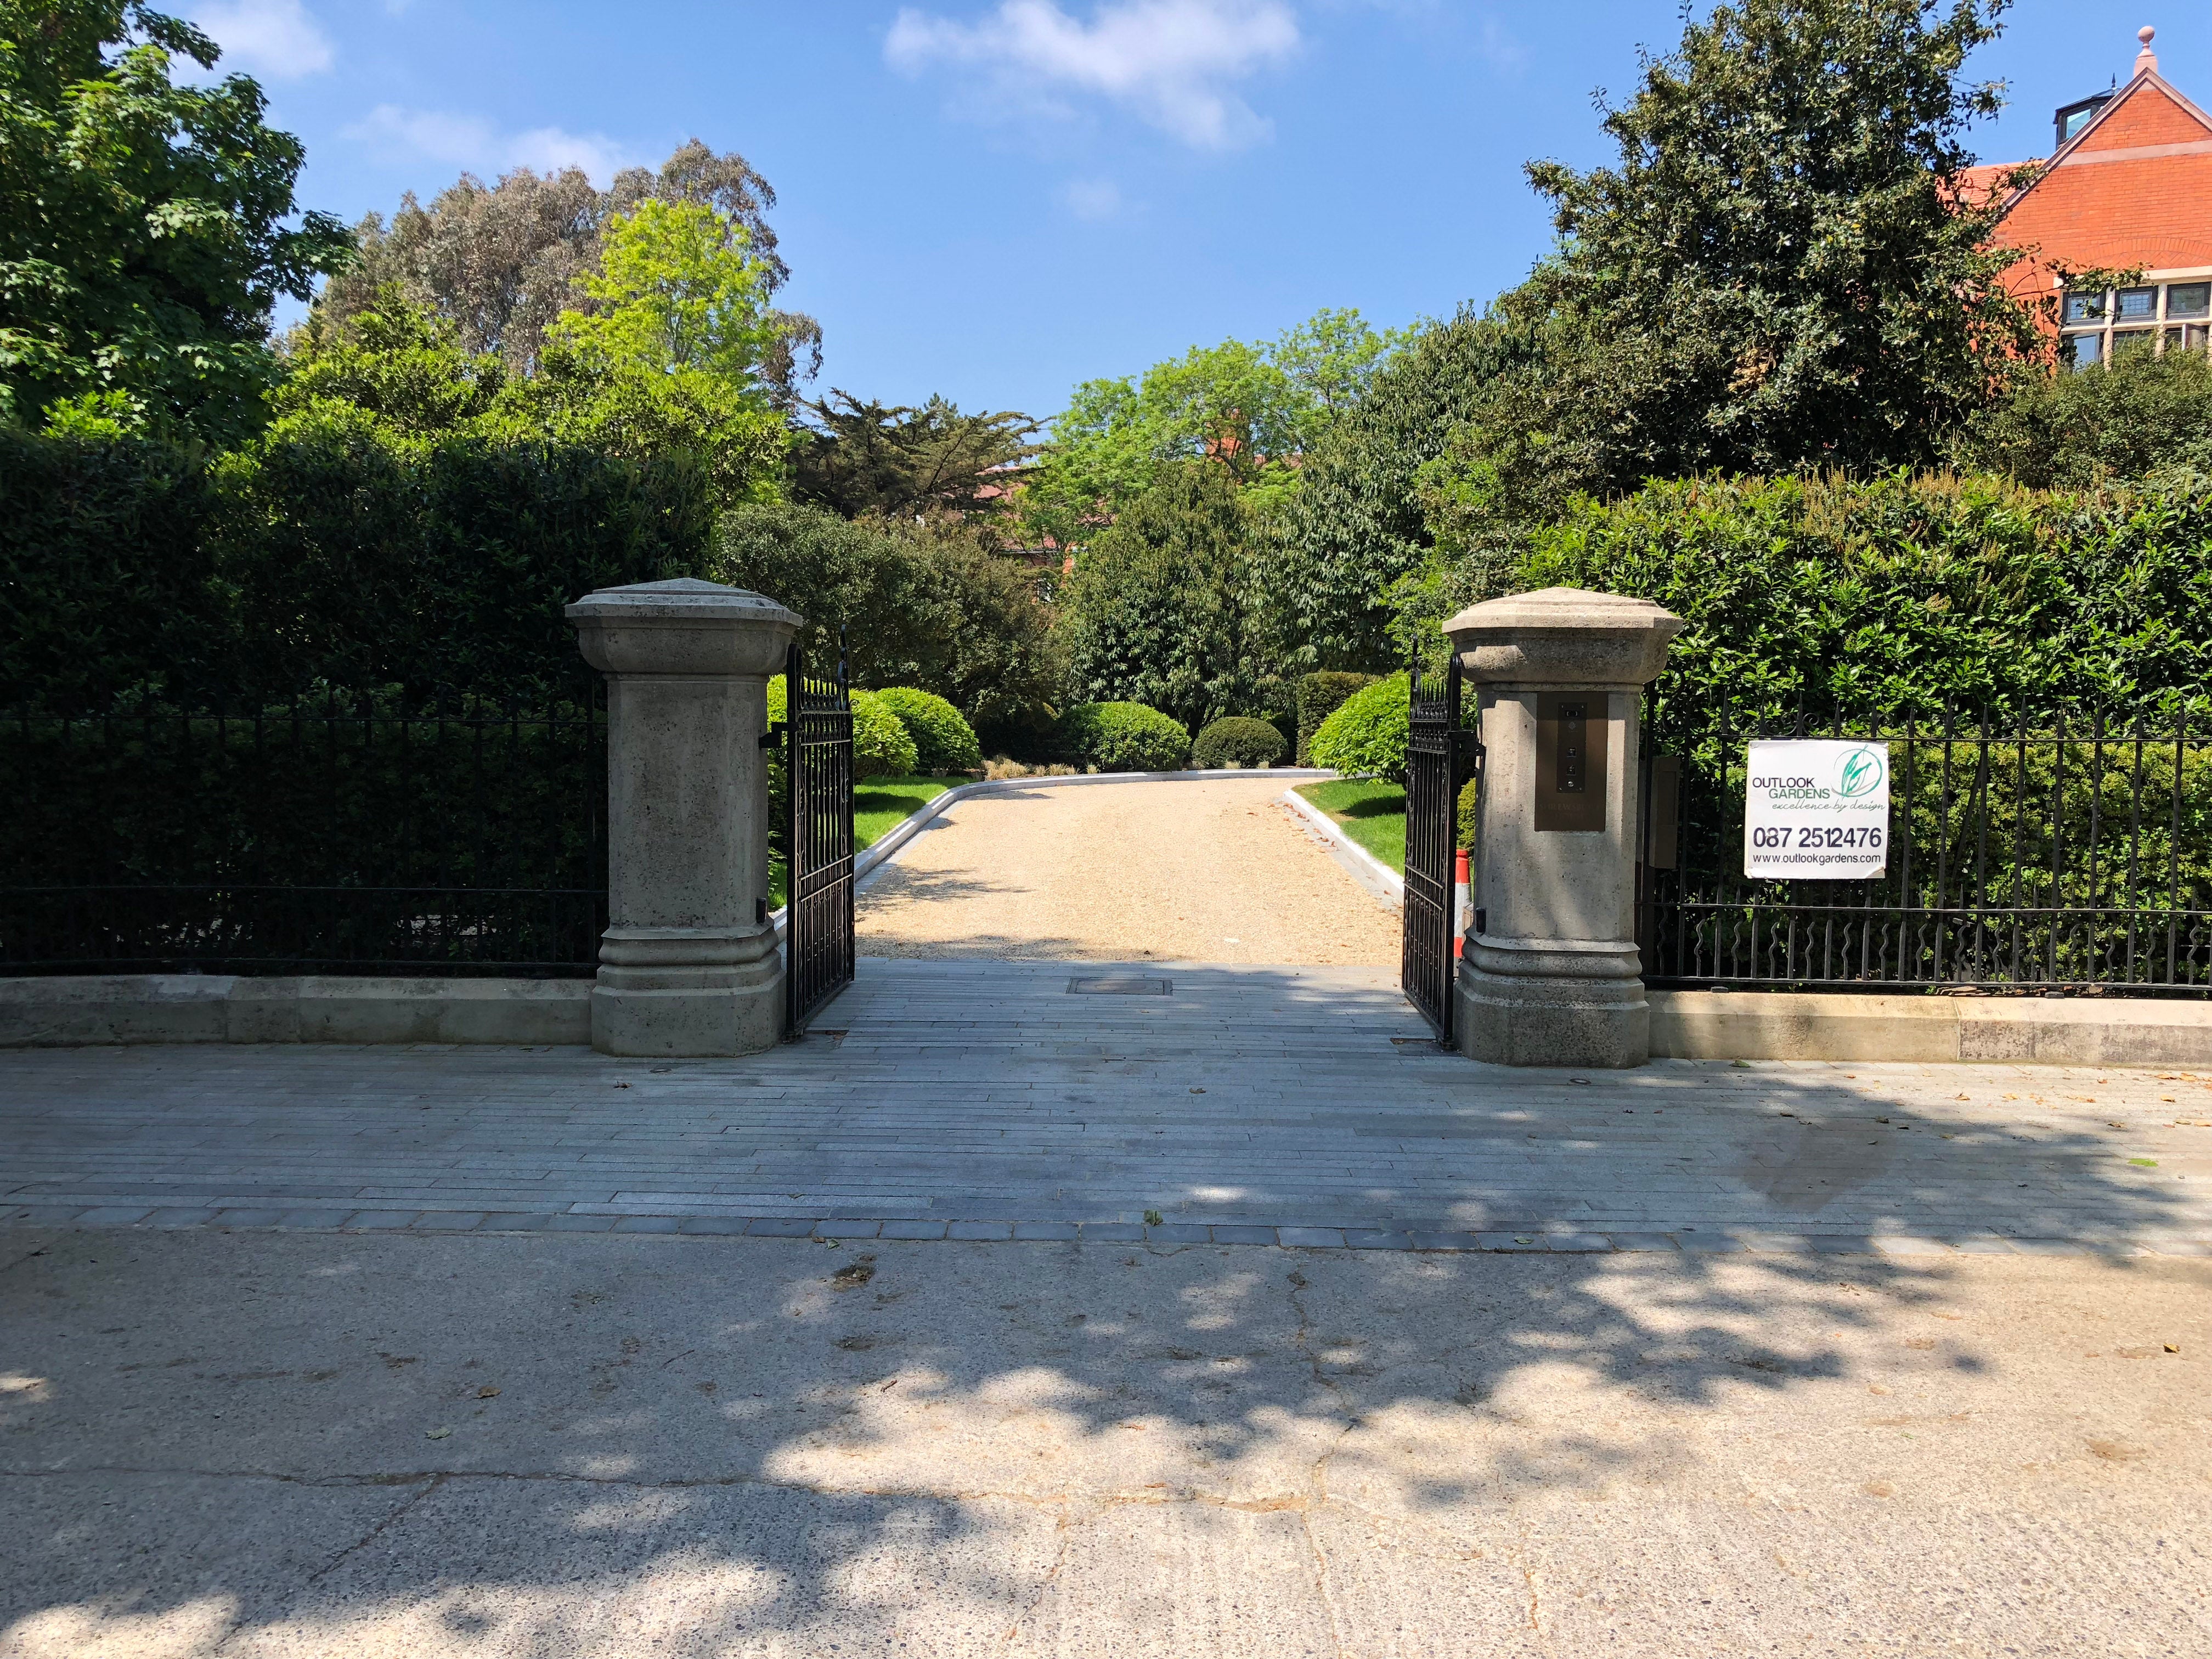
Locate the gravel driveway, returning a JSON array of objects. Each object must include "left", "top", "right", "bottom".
[{"left": 856, "top": 776, "right": 1400, "bottom": 964}]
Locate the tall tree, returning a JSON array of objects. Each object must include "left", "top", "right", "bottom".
[
  {"left": 1059, "top": 461, "right": 1265, "bottom": 734},
  {"left": 790, "top": 391, "right": 1041, "bottom": 521},
  {"left": 1019, "top": 308, "right": 1402, "bottom": 550},
  {"left": 487, "top": 200, "right": 788, "bottom": 509},
  {"left": 1259, "top": 308, "right": 1533, "bottom": 673},
  {"left": 1425, "top": 0, "right": 2040, "bottom": 548},
  {"left": 0, "top": 0, "right": 349, "bottom": 440},
  {"left": 311, "top": 139, "right": 821, "bottom": 401}
]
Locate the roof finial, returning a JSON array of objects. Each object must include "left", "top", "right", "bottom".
[{"left": 2135, "top": 24, "right": 2158, "bottom": 77}]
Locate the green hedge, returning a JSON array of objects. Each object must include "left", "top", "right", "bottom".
[
  {"left": 1, "top": 427, "right": 710, "bottom": 710},
  {"left": 1514, "top": 472, "right": 2212, "bottom": 742},
  {"left": 1309, "top": 675, "right": 1410, "bottom": 783},
  {"left": 1192, "top": 716, "right": 1286, "bottom": 769},
  {"left": 873, "top": 686, "right": 981, "bottom": 775},
  {"left": 1295, "top": 672, "right": 1379, "bottom": 764},
  {"left": 1056, "top": 701, "right": 1191, "bottom": 773}
]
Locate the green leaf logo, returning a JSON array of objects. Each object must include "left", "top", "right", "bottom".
[{"left": 1838, "top": 748, "right": 1883, "bottom": 799}]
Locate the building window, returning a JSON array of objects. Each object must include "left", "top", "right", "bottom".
[{"left": 2059, "top": 279, "right": 2212, "bottom": 368}]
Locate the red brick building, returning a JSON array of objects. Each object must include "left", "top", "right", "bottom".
[{"left": 1966, "top": 26, "right": 2212, "bottom": 369}]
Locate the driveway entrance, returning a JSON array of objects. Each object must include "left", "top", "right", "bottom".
[{"left": 855, "top": 776, "right": 1398, "bottom": 966}]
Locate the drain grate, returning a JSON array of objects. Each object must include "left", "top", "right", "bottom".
[{"left": 1066, "top": 977, "right": 1172, "bottom": 995}]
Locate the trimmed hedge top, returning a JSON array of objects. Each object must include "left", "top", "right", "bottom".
[
  {"left": 1192, "top": 715, "right": 1287, "bottom": 769},
  {"left": 872, "top": 686, "right": 981, "bottom": 775},
  {"left": 1308, "top": 675, "right": 1410, "bottom": 783},
  {"left": 1056, "top": 701, "right": 1192, "bottom": 773}
]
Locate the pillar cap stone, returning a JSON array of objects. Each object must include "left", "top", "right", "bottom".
[
  {"left": 1443, "top": 585, "right": 1683, "bottom": 686},
  {"left": 567, "top": 578, "right": 801, "bottom": 678}
]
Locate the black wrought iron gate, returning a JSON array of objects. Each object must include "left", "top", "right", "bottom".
[
  {"left": 1402, "top": 656, "right": 1472, "bottom": 1040},
  {"left": 785, "top": 641, "right": 855, "bottom": 1036}
]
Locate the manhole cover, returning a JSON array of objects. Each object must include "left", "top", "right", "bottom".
[{"left": 1066, "top": 977, "right": 1172, "bottom": 995}]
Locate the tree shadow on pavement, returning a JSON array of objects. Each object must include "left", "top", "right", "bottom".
[{"left": 2, "top": 1197, "right": 2207, "bottom": 1656}]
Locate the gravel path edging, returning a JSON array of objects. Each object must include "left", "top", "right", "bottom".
[
  {"left": 774, "top": 768, "right": 1341, "bottom": 939},
  {"left": 1279, "top": 786, "right": 1404, "bottom": 909}
]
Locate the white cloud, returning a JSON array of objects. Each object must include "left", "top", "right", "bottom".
[
  {"left": 1059, "top": 177, "right": 1125, "bottom": 219},
  {"left": 887, "top": 0, "right": 1300, "bottom": 150},
  {"left": 343, "top": 105, "right": 637, "bottom": 185},
  {"left": 189, "top": 0, "right": 334, "bottom": 80}
]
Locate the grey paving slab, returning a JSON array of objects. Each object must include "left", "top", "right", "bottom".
[{"left": 4, "top": 958, "right": 2210, "bottom": 1251}]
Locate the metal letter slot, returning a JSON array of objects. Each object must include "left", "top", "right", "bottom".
[{"left": 1534, "top": 692, "right": 1607, "bottom": 832}]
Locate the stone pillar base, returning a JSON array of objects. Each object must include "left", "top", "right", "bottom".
[
  {"left": 590, "top": 928, "right": 782, "bottom": 1057},
  {"left": 1454, "top": 938, "right": 1650, "bottom": 1069}
]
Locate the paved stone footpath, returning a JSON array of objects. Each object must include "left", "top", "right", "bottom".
[{"left": 3, "top": 960, "right": 2209, "bottom": 1254}]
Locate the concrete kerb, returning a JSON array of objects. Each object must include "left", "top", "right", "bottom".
[
  {"left": 6, "top": 1210, "right": 2203, "bottom": 1260},
  {"left": 1277, "top": 785, "right": 1404, "bottom": 909},
  {"left": 771, "top": 767, "right": 1342, "bottom": 940}
]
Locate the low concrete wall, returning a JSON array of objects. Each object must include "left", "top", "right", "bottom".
[
  {"left": 1650, "top": 988, "right": 2212, "bottom": 1066},
  {"left": 0, "top": 975, "right": 591, "bottom": 1048}
]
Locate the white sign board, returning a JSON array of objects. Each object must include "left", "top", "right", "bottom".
[{"left": 1743, "top": 740, "right": 1890, "bottom": 878}]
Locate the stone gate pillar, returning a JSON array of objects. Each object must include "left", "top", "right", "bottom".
[
  {"left": 567, "top": 578, "right": 801, "bottom": 1057},
  {"left": 1444, "top": 586, "right": 1683, "bottom": 1068}
]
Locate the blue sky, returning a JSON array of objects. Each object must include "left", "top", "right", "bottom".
[{"left": 199, "top": 0, "right": 2195, "bottom": 421}]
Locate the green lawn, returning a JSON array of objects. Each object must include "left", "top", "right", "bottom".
[
  {"left": 1296, "top": 778, "right": 1407, "bottom": 873},
  {"left": 770, "top": 775, "right": 959, "bottom": 909}
]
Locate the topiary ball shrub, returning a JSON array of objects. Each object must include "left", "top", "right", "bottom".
[
  {"left": 768, "top": 676, "right": 918, "bottom": 782},
  {"left": 1057, "top": 701, "right": 1191, "bottom": 773},
  {"left": 1192, "top": 716, "right": 1287, "bottom": 770},
  {"left": 850, "top": 689, "right": 919, "bottom": 779},
  {"left": 1308, "top": 674, "right": 1409, "bottom": 783},
  {"left": 872, "top": 686, "right": 981, "bottom": 775}
]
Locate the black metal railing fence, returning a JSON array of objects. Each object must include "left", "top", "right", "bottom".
[
  {"left": 0, "top": 685, "right": 608, "bottom": 976},
  {"left": 1639, "top": 701, "right": 2212, "bottom": 994}
]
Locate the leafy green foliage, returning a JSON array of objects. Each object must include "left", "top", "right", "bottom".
[
  {"left": 0, "top": 427, "right": 227, "bottom": 708},
  {"left": 1959, "top": 350, "right": 2212, "bottom": 488},
  {"left": 1191, "top": 716, "right": 1285, "bottom": 769},
  {"left": 477, "top": 201, "right": 786, "bottom": 510},
  {"left": 1421, "top": 0, "right": 2041, "bottom": 556},
  {"left": 1308, "top": 675, "right": 1410, "bottom": 783},
  {"left": 1058, "top": 462, "right": 1261, "bottom": 736},
  {"left": 0, "top": 0, "right": 351, "bottom": 441},
  {"left": 312, "top": 140, "right": 819, "bottom": 399},
  {"left": 274, "top": 289, "right": 505, "bottom": 439},
  {"left": 872, "top": 686, "right": 981, "bottom": 775},
  {"left": 0, "top": 424, "right": 709, "bottom": 709},
  {"left": 1019, "top": 308, "right": 1403, "bottom": 546},
  {"left": 765, "top": 676, "right": 921, "bottom": 796},
  {"left": 791, "top": 391, "right": 1040, "bottom": 520},
  {"left": 851, "top": 689, "right": 918, "bottom": 780},
  {"left": 714, "top": 502, "right": 1061, "bottom": 734},
  {"left": 210, "top": 426, "right": 709, "bottom": 702},
  {"left": 1261, "top": 311, "right": 1531, "bottom": 673},
  {"left": 1054, "top": 701, "right": 1190, "bottom": 773},
  {"left": 1294, "top": 672, "right": 1380, "bottom": 765},
  {"left": 1511, "top": 471, "right": 2212, "bottom": 744}
]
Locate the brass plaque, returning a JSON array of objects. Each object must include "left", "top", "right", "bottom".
[{"left": 1534, "top": 692, "right": 1607, "bottom": 832}]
